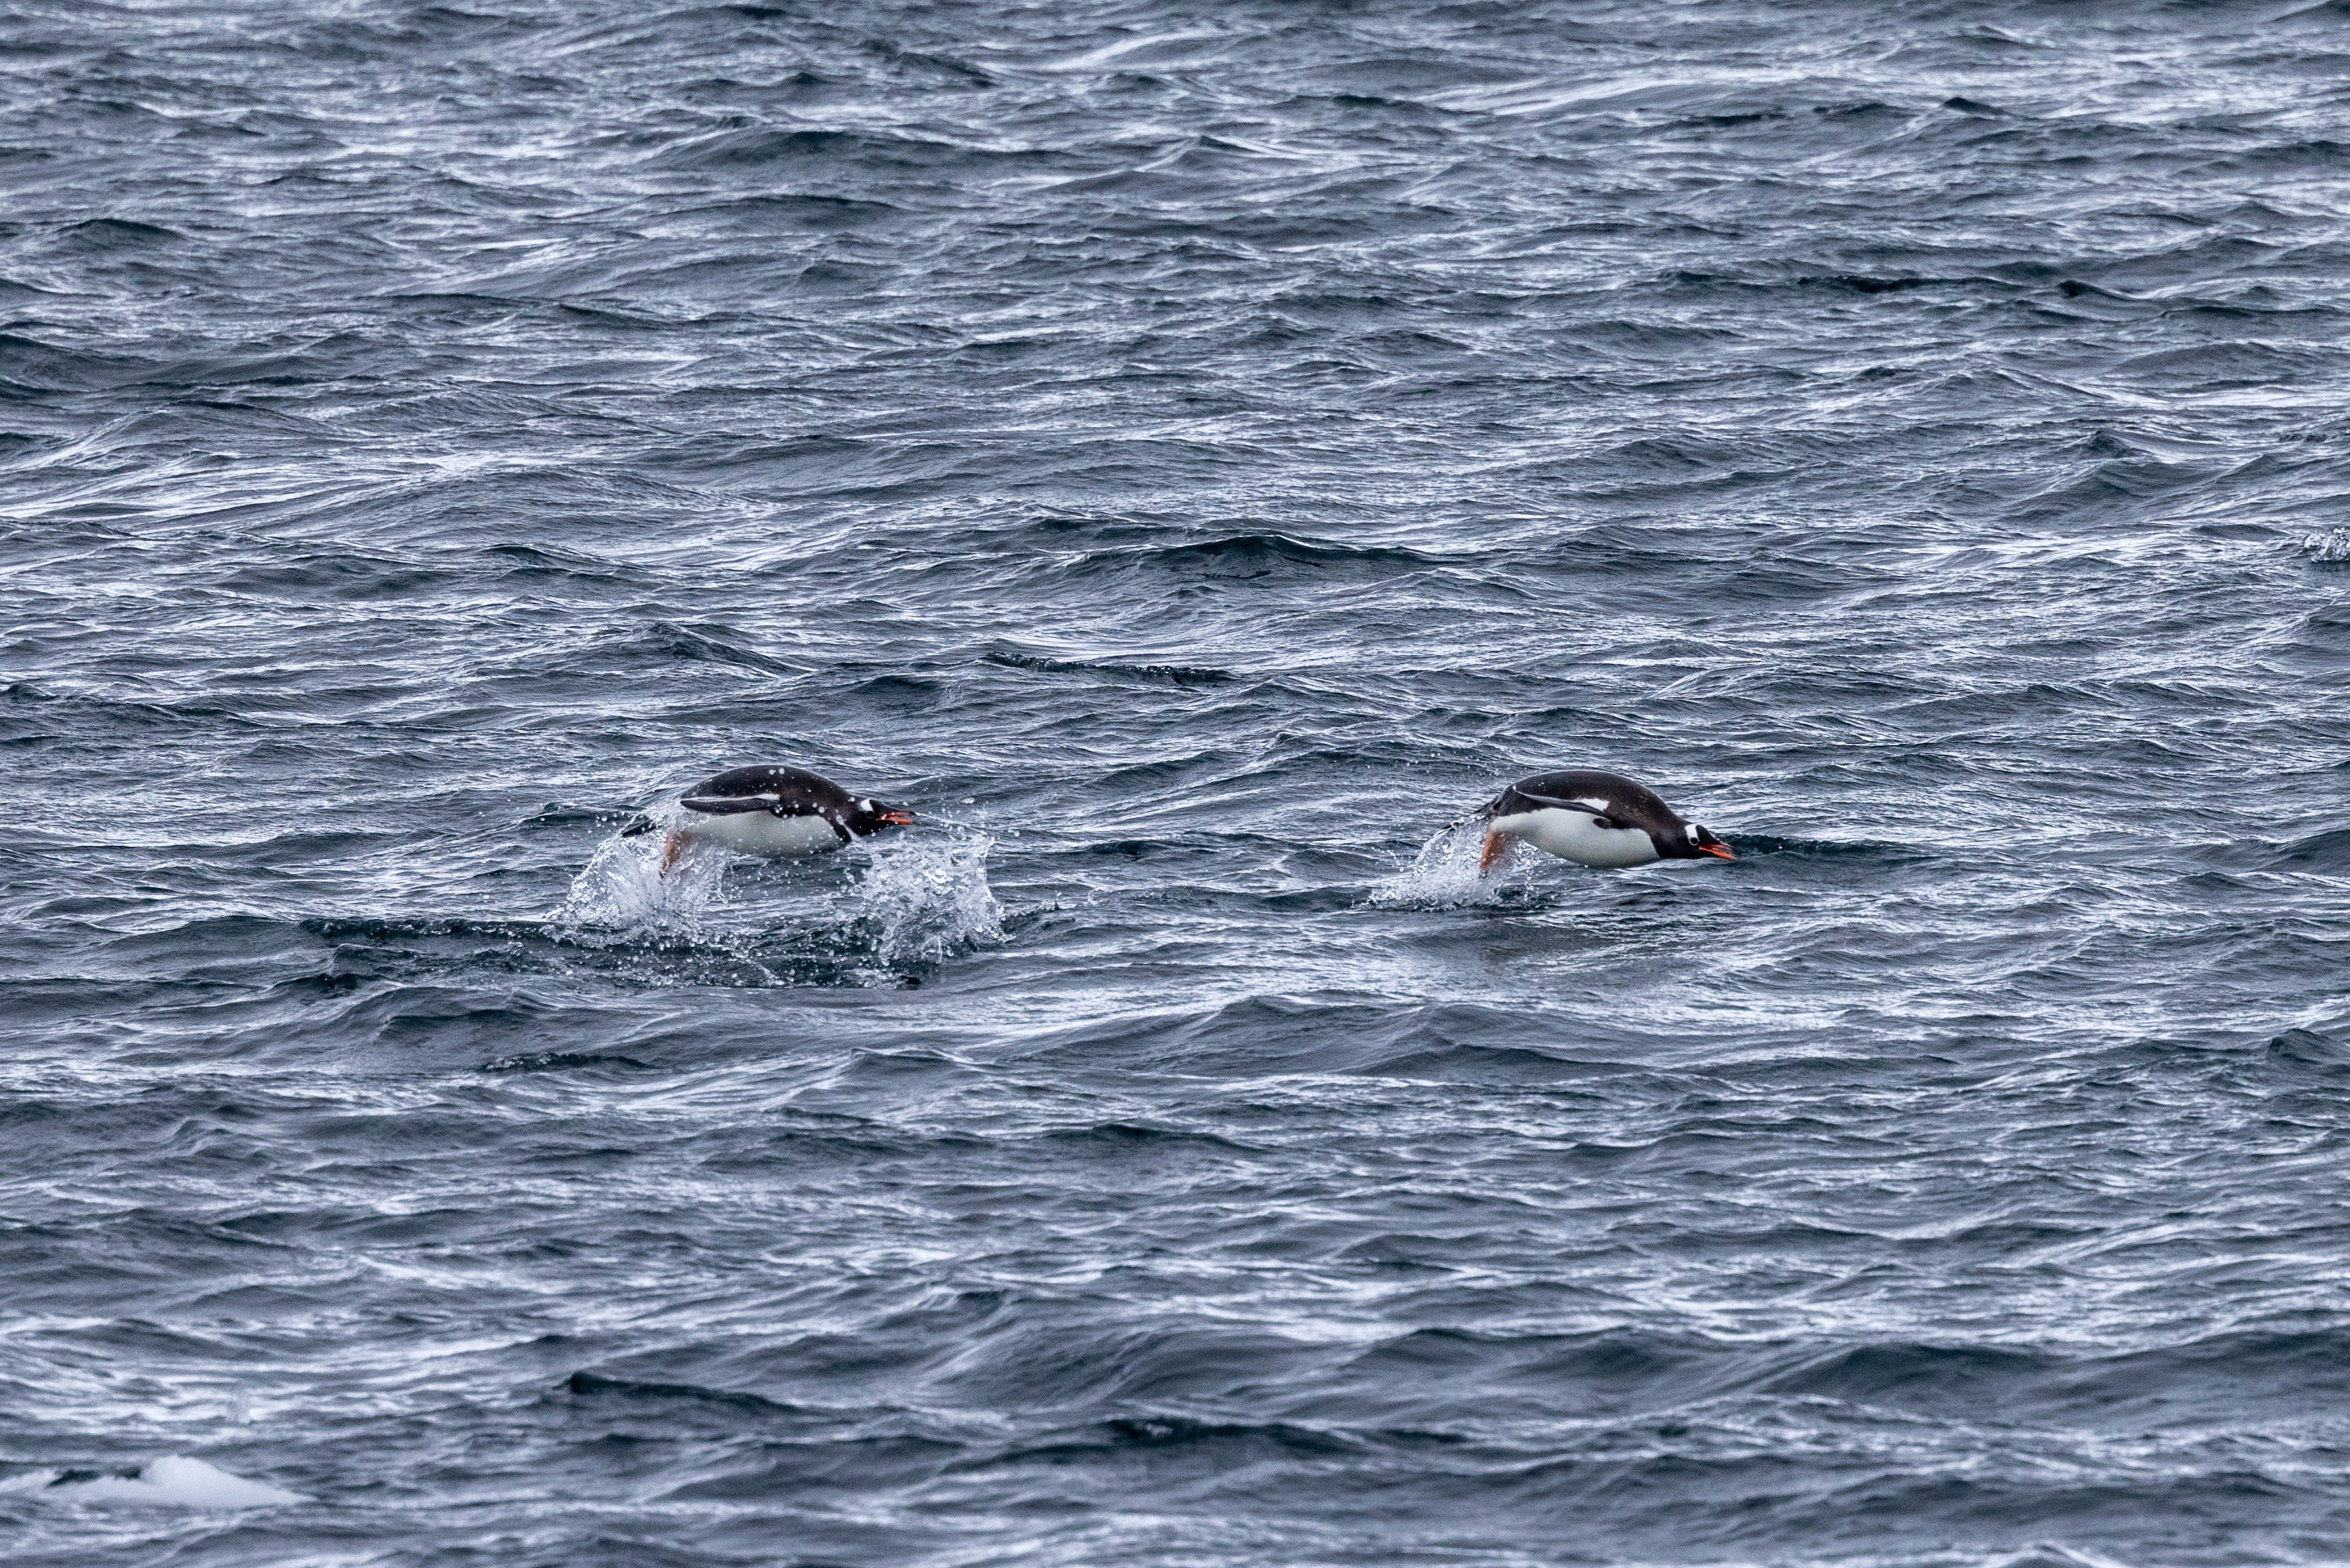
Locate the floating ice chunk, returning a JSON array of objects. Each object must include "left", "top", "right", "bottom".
[
  {"left": 24, "top": 1455, "right": 304, "bottom": 1508},
  {"left": 2301, "top": 528, "right": 2350, "bottom": 564}
]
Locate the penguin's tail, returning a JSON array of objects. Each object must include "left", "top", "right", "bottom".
[{"left": 1431, "top": 801, "right": 1497, "bottom": 837}]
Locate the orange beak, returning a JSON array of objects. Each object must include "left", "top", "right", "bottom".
[
  {"left": 1479, "top": 832, "right": 1510, "bottom": 873},
  {"left": 879, "top": 809, "right": 915, "bottom": 826},
  {"left": 1698, "top": 842, "right": 1734, "bottom": 860}
]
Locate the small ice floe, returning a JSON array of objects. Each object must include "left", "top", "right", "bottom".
[
  {"left": 2299, "top": 528, "right": 2350, "bottom": 564},
  {"left": 1, "top": 1454, "right": 304, "bottom": 1508}
]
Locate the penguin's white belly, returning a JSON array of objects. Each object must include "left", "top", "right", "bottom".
[
  {"left": 680, "top": 810, "right": 843, "bottom": 857},
  {"left": 1492, "top": 808, "right": 1660, "bottom": 868}
]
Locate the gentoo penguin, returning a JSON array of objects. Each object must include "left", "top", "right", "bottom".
[
  {"left": 1477, "top": 769, "right": 1732, "bottom": 873},
  {"left": 623, "top": 765, "right": 912, "bottom": 871}
]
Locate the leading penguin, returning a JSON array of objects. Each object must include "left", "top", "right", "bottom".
[
  {"left": 1477, "top": 769, "right": 1732, "bottom": 873},
  {"left": 624, "top": 765, "right": 913, "bottom": 871}
]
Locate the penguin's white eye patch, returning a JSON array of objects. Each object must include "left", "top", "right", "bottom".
[{"left": 860, "top": 799, "right": 873, "bottom": 812}]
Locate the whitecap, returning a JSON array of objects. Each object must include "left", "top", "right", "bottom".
[{"left": 10, "top": 1455, "right": 304, "bottom": 1508}]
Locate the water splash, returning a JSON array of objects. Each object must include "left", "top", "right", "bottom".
[
  {"left": 1369, "top": 817, "right": 1515, "bottom": 909},
  {"left": 555, "top": 815, "right": 727, "bottom": 931},
  {"left": 549, "top": 820, "right": 999, "bottom": 979},
  {"left": 852, "top": 829, "right": 1003, "bottom": 968}
]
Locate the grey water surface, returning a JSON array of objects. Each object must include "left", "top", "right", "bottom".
[{"left": 6, "top": 1, "right": 2350, "bottom": 1563}]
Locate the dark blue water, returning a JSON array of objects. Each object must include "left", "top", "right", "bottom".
[{"left": 7, "top": 1, "right": 2350, "bottom": 1561}]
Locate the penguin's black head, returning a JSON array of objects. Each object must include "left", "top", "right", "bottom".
[
  {"left": 1675, "top": 824, "right": 1734, "bottom": 861},
  {"left": 1651, "top": 821, "right": 1733, "bottom": 860},
  {"left": 845, "top": 797, "right": 915, "bottom": 838}
]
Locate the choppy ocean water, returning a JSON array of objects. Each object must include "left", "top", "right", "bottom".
[{"left": 6, "top": 1, "right": 2350, "bottom": 1562}]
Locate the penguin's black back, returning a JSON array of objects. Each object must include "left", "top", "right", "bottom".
[
  {"left": 1488, "top": 769, "right": 1685, "bottom": 833},
  {"left": 681, "top": 765, "right": 856, "bottom": 818}
]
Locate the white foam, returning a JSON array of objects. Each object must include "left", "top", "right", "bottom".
[
  {"left": 14, "top": 1455, "right": 304, "bottom": 1508},
  {"left": 854, "top": 829, "right": 1003, "bottom": 966},
  {"left": 1369, "top": 818, "right": 1515, "bottom": 909}
]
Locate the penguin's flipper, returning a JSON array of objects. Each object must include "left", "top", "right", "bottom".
[
  {"left": 1508, "top": 789, "right": 1621, "bottom": 828},
  {"left": 619, "top": 814, "right": 658, "bottom": 838},
  {"left": 679, "top": 794, "right": 799, "bottom": 817}
]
